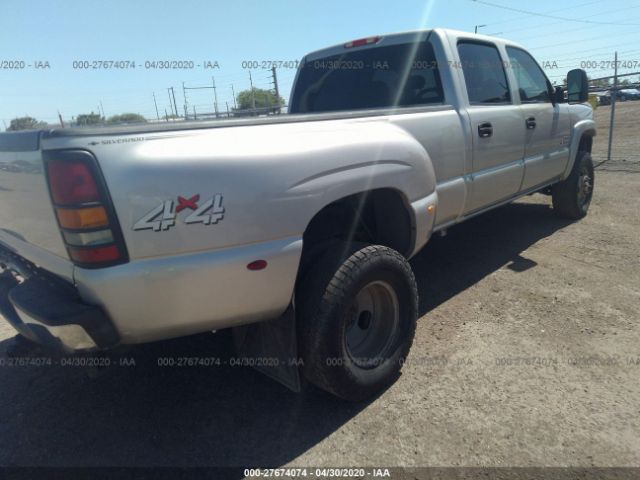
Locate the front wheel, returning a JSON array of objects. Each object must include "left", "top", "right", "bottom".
[
  {"left": 552, "top": 150, "right": 594, "bottom": 219},
  {"left": 297, "top": 244, "right": 418, "bottom": 402}
]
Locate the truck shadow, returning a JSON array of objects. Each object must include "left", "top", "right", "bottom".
[
  {"left": 410, "top": 200, "right": 572, "bottom": 316},
  {"left": 0, "top": 198, "right": 572, "bottom": 470}
]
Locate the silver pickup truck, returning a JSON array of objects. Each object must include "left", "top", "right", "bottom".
[{"left": 0, "top": 29, "right": 595, "bottom": 401}]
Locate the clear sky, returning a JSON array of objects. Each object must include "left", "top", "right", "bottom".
[{"left": 1, "top": 0, "right": 639, "bottom": 127}]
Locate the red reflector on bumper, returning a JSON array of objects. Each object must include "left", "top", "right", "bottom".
[
  {"left": 68, "top": 245, "right": 120, "bottom": 264},
  {"left": 247, "top": 260, "right": 268, "bottom": 271}
]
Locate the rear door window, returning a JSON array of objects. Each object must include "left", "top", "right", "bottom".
[{"left": 457, "top": 41, "right": 511, "bottom": 104}]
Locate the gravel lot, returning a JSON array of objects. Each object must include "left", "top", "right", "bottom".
[{"left": 0, "top": 104, "right": 638, "bottom": 472}]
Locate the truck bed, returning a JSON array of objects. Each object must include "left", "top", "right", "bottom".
[{"left": 41, "top": 105, "right": 445, "bottom": 137}]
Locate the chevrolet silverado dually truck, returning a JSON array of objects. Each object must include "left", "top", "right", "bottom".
[{"left": 0, "top": 29, "right": 595, "bottom": 401}]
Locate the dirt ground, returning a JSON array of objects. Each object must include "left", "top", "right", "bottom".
[{"left": 0, "top": 105, "right": 638, "bottom": 473}]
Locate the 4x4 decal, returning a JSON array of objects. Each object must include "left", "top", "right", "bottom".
[{"left": 133, "top": 194, "right": 225, "bottom": 232}]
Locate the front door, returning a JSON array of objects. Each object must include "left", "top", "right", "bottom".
[{"left": 506, "top": 47, "right": 571, "bottom": 191}]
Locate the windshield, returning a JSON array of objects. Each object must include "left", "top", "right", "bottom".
[{"left": 290, "top": 40, "right": 444, "bottom": 114}]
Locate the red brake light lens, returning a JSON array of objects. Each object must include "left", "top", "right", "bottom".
[
  {"left": 68, "top": 245, "right": 121, "bottom": 264},
  {"left": 47, "top": 159, "right": 100, "bottom": 205}
]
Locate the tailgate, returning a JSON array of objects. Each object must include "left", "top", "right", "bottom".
[{"left": 0, "top": 131, "right": 70, "bottom": 274}]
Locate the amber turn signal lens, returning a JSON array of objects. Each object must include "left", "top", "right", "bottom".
[{"left": 57, "top": 206, "right": 109, "bottom": 229}]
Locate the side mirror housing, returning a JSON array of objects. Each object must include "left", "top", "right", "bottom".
[{"left": 567, "top": 68, "right": 589, "bottom": 103}]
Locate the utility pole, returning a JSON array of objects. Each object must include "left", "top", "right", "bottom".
[
  {"left": 153, "top": 93, "right": 160, "bottom": 120},
  {"left": 173, "top": 87, "right": 179, "bottom": 119},
  {"left": 167, "top": 88, "right": 174, "bottom": 116},
  {"left": 226, "top": 102, "right": 230, "bottom": 117},
  {"left": 182, "top": 82, "right": 188, "bottom": 117},
  {"left": 170, "top": 87, "right": 178, "bottom": 119},
  {"left": 271, "top": 66, "right": 281, "bottom": 114},
  {"left": 474, "top": 24, "right": 486, "bottom": 34},
  {"left": 58, "top": 111, "right": 65, "bottom": 128},
  {"left": 99, "top": 101, "right": 105, "bottom": 118},
  {"left": 249, "top": 70, "right": 256, "bottom": 114},
  {"left": 212, "top": 76, "right": 219, "bottom": 118},
  {"left": 231, "top": 84, "right": 237, "bottom": 109},
  {"left": 607, "top": 51, "right": 618, "bottom": 163},
  {"left": 193, "top": 105, "right": 197, "bottom": 120}
]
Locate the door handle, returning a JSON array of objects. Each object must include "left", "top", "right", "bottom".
[
  {"left": 478, "top": 122, "right": 493, "bottom": 138},
  {"left": 526, "top": 116, "right": 536, "bottom": 129}
]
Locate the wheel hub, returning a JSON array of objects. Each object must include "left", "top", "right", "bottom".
[
  {"left": 357, "top": 311, "right": 372, "bottom": 329},
  {"left": 578, "top": 167, "right": 593, "bottom": 205},
  {"left": 345, "top": 281, "right": 400, "bottom": 369}
]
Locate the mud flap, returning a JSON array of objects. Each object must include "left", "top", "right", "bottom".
[{"left": 231, "top": 305, "right": 301, "bottom": 392}]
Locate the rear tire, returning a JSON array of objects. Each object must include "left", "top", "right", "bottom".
[
  {"left": 297, "top": 244, "right": 418, "bottom": 402},
  {"left": 552, "top": 150, "right": 594, "bottom": 219},
  {"left": 5, "top": 335, "right": 45, "bottom": 358}
]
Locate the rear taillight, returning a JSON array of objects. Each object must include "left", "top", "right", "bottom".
[
  {"left": 44, "top": 150, "right": 128, "bottom": 268},
  {"left": 48, "top": 160, "right": 100, "bottom": 205}
]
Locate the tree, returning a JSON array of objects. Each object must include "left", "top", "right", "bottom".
[
  {"left": 7, "top": 116, "right": 47, "bottom": 131},
  {"left": 591, "top": 77, "right": 611, "bottom": 89},
  {"left": 75, "top": 112, "right": 103, "bottom": 126},
  {"left": 106, "top": 113, "right": 147, "bottom": 124},
  {"left": 236, "top": 88, "right": 285, "bottom": 110}
]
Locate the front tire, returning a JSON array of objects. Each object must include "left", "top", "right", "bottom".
[
  {"left": 297, "top": 244, "right": 418, "bottom": 402},
  {"left": 552, "top": 150, "right": 594, "bottom": 219}
]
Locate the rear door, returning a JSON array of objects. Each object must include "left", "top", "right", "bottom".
[
  {"left": 456, "top": 40, "right": 526, "bottom": 213},
  {"left": 506, "top": 47, "right": 571, "bottom": 191}
]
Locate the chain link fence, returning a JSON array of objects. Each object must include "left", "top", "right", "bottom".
[{"left": 589, "top": 71, "right": 640, "bottom": 172}]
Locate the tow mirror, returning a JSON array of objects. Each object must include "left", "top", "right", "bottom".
[{"left": 567, "top": 69, "right": 589, "bottom": 103}]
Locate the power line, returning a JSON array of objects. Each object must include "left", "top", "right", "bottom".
[
  {"left": 470, "top": 0, "right": 640, "bottom": 26},
  {"left": 528, "top": 29, "right": 640, "bottom": 51},
  {"left": 514, "top": 6, "right": 640, "bottom": 41},
  {"left": 534, "top": 42, "right": 640, "bottom": 61},
  {"left": 478, "top": 0, "right": 604, "bottom": 27},
  {"left": 570, "top": 48, "right": 640, "bottom": 61},
  {"left": 500, "top": 4, "right": 640, "bottom": 35}
]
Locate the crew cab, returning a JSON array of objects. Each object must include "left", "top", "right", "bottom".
[{"left": 0, "top": 29, "right": 596, "bottom": 401}]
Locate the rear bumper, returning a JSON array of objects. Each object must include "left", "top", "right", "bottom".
[
  {"left": 74, "top": 235, "right": 303, "bottom": 345},
  {"left": 0, "top": 268, "right": 119, "bottom": 353},
  {"left": 1, "top": 236, "right": 302, "bottom": 348}
]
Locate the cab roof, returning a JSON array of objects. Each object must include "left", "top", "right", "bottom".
[{"left": 303, "top": 28, "right": 526, "bottom": 62}]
